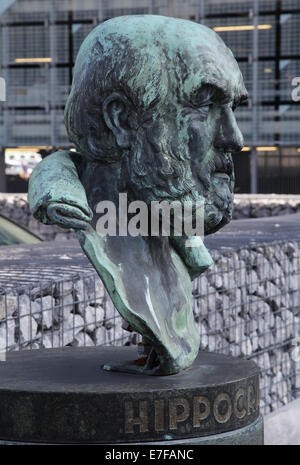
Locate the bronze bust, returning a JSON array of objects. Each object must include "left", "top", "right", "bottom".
[{"left": 28, "top": 15, "right": 247, "bottom": 375}]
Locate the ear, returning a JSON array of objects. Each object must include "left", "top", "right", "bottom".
[{"left": 103, "top": 92, "right": 133, "bottom": 148}]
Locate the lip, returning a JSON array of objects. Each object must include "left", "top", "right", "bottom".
[{"left": 214, "top": 172, "right": 231, "bottom": 182}]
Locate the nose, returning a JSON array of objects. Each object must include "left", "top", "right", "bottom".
[{"left": 214, "top": 107, "right": 244, "bottom": 153}]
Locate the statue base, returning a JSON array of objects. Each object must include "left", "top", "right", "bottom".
[{"left": 0, "top": 346, "right": 263, "bottom": 444}]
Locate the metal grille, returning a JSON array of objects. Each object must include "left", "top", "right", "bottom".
[
  {"left": 1, "top": 1, "right": 300, "bottom": 193},
  {"left": 1, "top": 0, "right": 300, "bottom": 148}
]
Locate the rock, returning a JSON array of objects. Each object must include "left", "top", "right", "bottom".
[
  {"left": 82, "top": 304, "right": 105, "bottom": 332},
  {"left": 0, "top": 294, "right": 17, "bottom": 320},
  {"left": 221, "top": 271, "right": 236, "bottom": 291},
  {"left": 56, "top": 293, "right": 75, "bottom": 320},
  {"left": 18, "top": 295, "right": 38, "bottom": 343},
  {"left": 192, "top": 275, "right": 209, "bottom": 295},
  {"left": 258, "top": 330, "right": 275, "bottom": 349},
  {"left": 288, "top": 274, "right": 299, "bottom": 292},
  {"left": 0, "top": 319, "right": 15, "bottom": 349},
  {"left": 73, "top": 278, "right": 85, "bottom": 314},
  {"left": 59, "top": 314, "right": 85, "bottom": 346},
  {"left": 207, "top": 334, "right": 226, "bottom": 352},
  {"left": 246, "top": 269, "right": 259, "bottom": 294},
  {"left": 55, "top": 280, "right": 74, "bottom": 298},
  {"left": 282, "top": 241, "right": 300, "bottom": 258},
  {"left": 197, "top": 321, "right": 208, "bottom": 349},
  {"left": 295, "top": 317, "right": 300, "bottom": 337},
  {"left": 207, "top": 311, "right": 223, "bottom": 333},
  {"left": 251, "top": 331, "right": 259, "bottom": 352},
  {"left": 94, "top": 326, "right": 107, "bottom": 345},
  {"left": 241, "top": 338, "right": 252, "bottom": 357},
  {"left": 23, "top": 342, "right": 40, "bottom": 350},
  {"left": 208, "top": 273, "right": 223, "bottom": 290},
  {"left": 194, "top": 286, "right": 217, "bottom": 320},
  {"left": 229, "top": 344, "right": 242, "bottom": 357},
  {"left": 111, "top": 323, "right": 130, "bottom": 346},
  {"left": 32, "top": 296, "right": 56, "bottom": 329},
  {"left": 225, "top": 315, "right": 245, "bottom": 344},
  {"left": 41, "top": 332, "right": 61, "bottom": 349},
  {"left": 270, "top": 372, "right": 283, "bottom": 395},
  {"left": 226, "top": 288, "right": 242, "bottom": 317},
  {"left": 30, "top": 282, "right": 55, "bottom": 300},
  {"left": 265, "top": 282, "right": 282, "bottom": 310},
  {"left": 104, "top": 298, "right": 117, "bottom": 326},
  {"left": 281, "top": 352, "right": 291, "bottom": 377},
  {"left": 245, "top": 318, "right": 258, "bottom": 335},
  {"left": 246, "top": 295, "right": 267, "bottom": 319},
  {"left": 239, "top": 249, "right": 250, "bottom": 261},
  {"left": 270, "top": 351, "right": 282, "bottom": 375},
  {"left": 265, "top": 311, "right": 275, "bottom": 329},
  {"left": 270, "top": 261, "right": 283, "bottom": 281},
  {"left": 264, "top": 246, "right": 275, "bottom": 262},
  {"left": 86, "top": 276, "right": 105, "bottom": 301},
  {"left": 255, "top": 352, "right": 271, "bottom": 372},
  {"left": 214, "top": 256, "right": 229, "bottom": 273},
  {"left": 275, "top": 310, "right": 294, "bottom": 341},
  {"left": 71, "top": 331, "right": 95, "bottom": 347},
  {"left": 215, "top": 293, "right": 230, "bottom": 313},
  {"left": 255, "top": 253, "right": 271, "bottom": 281}
]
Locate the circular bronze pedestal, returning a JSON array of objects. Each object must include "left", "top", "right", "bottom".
[{"left": 0, "top": 347, "right": 263, "bottom": 444}]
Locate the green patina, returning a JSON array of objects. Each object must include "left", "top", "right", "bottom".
[{"left": 28, "top": 15, "right": 246, "bottom": 375}]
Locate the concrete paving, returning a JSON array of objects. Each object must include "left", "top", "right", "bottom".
[
  {"left": 205, "top": 213, "right": 300, "bottom": 250},
  {"left": 264, "top": 398, "right": 300, "bottom": 445}
]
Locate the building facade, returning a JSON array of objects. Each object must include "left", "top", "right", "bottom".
[{"left": 0, "top": 0, "right": 300, "bottom": 193}]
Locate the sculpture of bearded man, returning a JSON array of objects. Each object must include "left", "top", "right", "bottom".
[{"left": 29, "top": 15, "right": 247, "bottom": 375}]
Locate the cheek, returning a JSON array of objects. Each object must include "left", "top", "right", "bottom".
[{"left": 187, "top": 117, "right": 215, "bottom": 161}]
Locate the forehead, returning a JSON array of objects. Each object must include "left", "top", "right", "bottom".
[{"left": 167, "top": 27, "right": 246, "bottom": 102}]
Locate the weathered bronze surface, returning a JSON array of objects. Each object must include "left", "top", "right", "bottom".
[
  {"left": 0, "top": 347, "right": 261, "bottom": 444},
  {"left": 28, "top": 15, "right": 247, "bottom": 375}
]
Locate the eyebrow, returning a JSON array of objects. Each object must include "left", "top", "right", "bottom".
[
  {"left": 194, "top": 82, "right": 248, "bottom": 107},
  {"left": 236, "top": 92, "right": 249, "bottom": 104},
  {"left": 197, "top": 82, "right": 230, "bottom": 102}
]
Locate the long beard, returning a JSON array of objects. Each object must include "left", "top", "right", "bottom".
[{"left": 121, "top": 126, "right": 198, "bottom": 206}]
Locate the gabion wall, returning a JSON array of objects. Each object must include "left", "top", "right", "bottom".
[
  {"left": 194, "top": 241, "right": 300, "bottom": 415},
  {"left": 0, "top": 240, "right": 299, "bottom": 416}
]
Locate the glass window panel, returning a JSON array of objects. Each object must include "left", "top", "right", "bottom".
[
  {"left": 8, "top": 25, "right": 49, "bottom": 64},
  {"left": 281, "top": 13, "right": 300, "bottom": 56},
  {"left": 205, "top": 17, "right": 253, "bottom": 59},
  {"left": 205, "top": 0, "right": 253, "bottom": 16},
  {"left": 8, "top": 67, "right": 49, "bottom": 107}
]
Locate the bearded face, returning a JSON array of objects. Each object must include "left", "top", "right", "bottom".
[
  {"left": 121, "top": 85, "right": 246, "bottom": 238},
  {"left": 120, "top": 38, "right": 247, "bottom": 237}
]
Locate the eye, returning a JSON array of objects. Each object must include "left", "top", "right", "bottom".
[
  {"left": 197, "top": 103, "right": 213, "bottom": 114},
  {"left": 232, "top": 95, "right": 248, "bottom": 112},
  {"left": 199, "top": 102, "right": 213, "bottom": 109}
]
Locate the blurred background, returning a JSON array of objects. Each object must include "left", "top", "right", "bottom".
[{"left": 0, "top": 0, "right": 299, "bottom": 195}]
